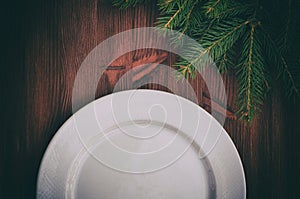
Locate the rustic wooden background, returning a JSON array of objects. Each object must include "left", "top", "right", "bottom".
[{"left": 1, "top": 0, "right": 300, "bottom": 198}]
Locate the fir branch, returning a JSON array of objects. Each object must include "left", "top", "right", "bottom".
[
  {"left": 236, "top": 24, "right": 267, "bottom": 121},
  {"left": 114, "top": 0, "right": 300, "bottom": 121},
  {"left": 175, "top": 19, "right": 249, "bottom": 79},
  {"left": 274, "top": 0, "right": 292, "bottom": 55},
  {"left": 215, "top": 41, "right": 239, "bottom": 73},
  {"left": 218, "top": 52, "right": 228, "bottom": 73},
  {"left": 203, "top": 20, "right": 248, "bottom": 53},
  {"left": 283, "top": 0, "right": 292, "bottom": 50},
  {"left": 158, "top": 0, "right": 177, "bottom": 13},
  {"left": 113, "top": 0, "right": 149, "bottom": 9},
  {"left": 280, "top": 57, "right": 299, "bottom": 96},
  {"left": 189, "top": 20, "right": 249, "bottom": 69},
  {"left": 206, "top": 0, "right": 222, "bottom": 15},
  {"left": 262, "top": 70, "right": 271, "bottom": 91},
  {"left": 164, "top": 7, "right": 182, "bottom": 28},
  {"left": 246, "top": 25, "right": 255, "bottom": 114},
  {"left": 191, "top": 17, "right": 216, "bottom": 40},
  {"left": 178, "top": 0, "right": 199, "bottom": 38},
  {"left": 260, "top": 26, "right": 300, "bottom": 97},
  {"left": 156, "top": 0, "right": 196, "bottom": 30},
  {"left": 176, "top": 19, "right": 248, "bottom": 79},
  {"left": 213, "top": 4, "right": 254, "bottom": 19},
  {"left": 203, "top": 0, "right": 254, "bottom": 19}
]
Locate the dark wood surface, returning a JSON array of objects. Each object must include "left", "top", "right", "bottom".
[{"left": 1, "top": 0, "right": 300, "bottom": 198}]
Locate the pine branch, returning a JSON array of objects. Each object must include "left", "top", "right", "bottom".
[
  {"left": 274, "top": 0, "right": 292, "bottom": 55},
  {"left": 156, "top": 0, "right": 198, "bottom": 31},
  {"left": 156, "top": 0, "right": 184, "bottom": 29},
  {"left": 206, "top": 0, "right": 222, "bottom": 15},
  {"left": 202, "top": 20, "right": 249, "bottom": 56},
  {"left": 176, "top": 19, "right": 248, "bottom": 79},
  {"left": 246, "top": 25, "right": 255, "bottom": 114},
  {"left": 236, "top": 24, "right": 267, "bottom": 121},
  {"left": 113, "top": 0, "right": 149, "bottom": 9},
  {"left": 178, "top": 0, "right": 199, "bottom": 38},
  {"left": 203, "top": 0, "right": 254, "bottom": 19},
  {"left": 215, "top": 39, "right": 239, "bottom": 73},
  {"left": 190, "top": 20, "right": 249, "bottom": 69},
  {"left": 158, "top": 0, "right": 177, "bottom": 13},
  {"left": 218, "top": 52, "right": 228, "bottom": 73},
  {"left": 283, "top": 0, "right": 292, "bottom": 50},
  {"left": 164, "top": 8, "right": 181, "bottom": 28},
  {"left": 114, "top": 0, "right": 300, "bottom": 121},
  {"left": 260, "top": 25, "right": 300, "bottom": 97},
  {"left": 214, "top": 4, "right": 254, "bottom": 19}
]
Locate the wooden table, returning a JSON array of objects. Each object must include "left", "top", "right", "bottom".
[{"left": 1, "top": 0, "right": 299, "bottom": 198}]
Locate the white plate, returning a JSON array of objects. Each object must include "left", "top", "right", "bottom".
[{"left": 37, "top": 90, "right": 246, "bottom": 199}]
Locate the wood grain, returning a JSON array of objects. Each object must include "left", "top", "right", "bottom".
[{"left": 1, "top": 0, "right": 299, "bottom": 198}]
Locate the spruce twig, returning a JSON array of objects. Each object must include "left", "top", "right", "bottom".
[
  {"left": 206, "top": 0, "right": 222, "bottom": 15},
  {"left": 164, "top": 8, "right": 182, "bottom": 28},
  {"left": 113, "top": 0, "right": 300, "bottom": 121},
  {"left": 260, "top": 26, "right": 300, "bottom": 97},
  {"left": 246, "top": 24, "right": 255, "bottom": 115},
  {"left": 187, "top": 20, "right": 249, "bottom": 69}
]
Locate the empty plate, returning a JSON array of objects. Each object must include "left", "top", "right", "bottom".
[{"left": 37, "top": 89, "right": 246, "bottom": 199}]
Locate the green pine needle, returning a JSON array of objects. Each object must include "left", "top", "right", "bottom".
[
  {"left": 113, "top": 0, "right": 149, "bottom": 9},
  {"left": 236, "top": 25, "right": 266, "bottom": 121},
  {"left": 114, "top": 0, "right": 300, "bottom": 122}
]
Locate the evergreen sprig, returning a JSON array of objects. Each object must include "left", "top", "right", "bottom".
[
  {"left": 113, "top": 0, "right": 300, "bottom": 122},
  {"left": 236, "top": 24, "right": 266, "bottom": 121},
  {"left": 113, "top": 0, "right": 150, "bottom": 9}
]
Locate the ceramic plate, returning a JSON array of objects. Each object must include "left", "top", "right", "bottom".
[{"left": 37, "top": 90, "right": 246, "bottom": 199}]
